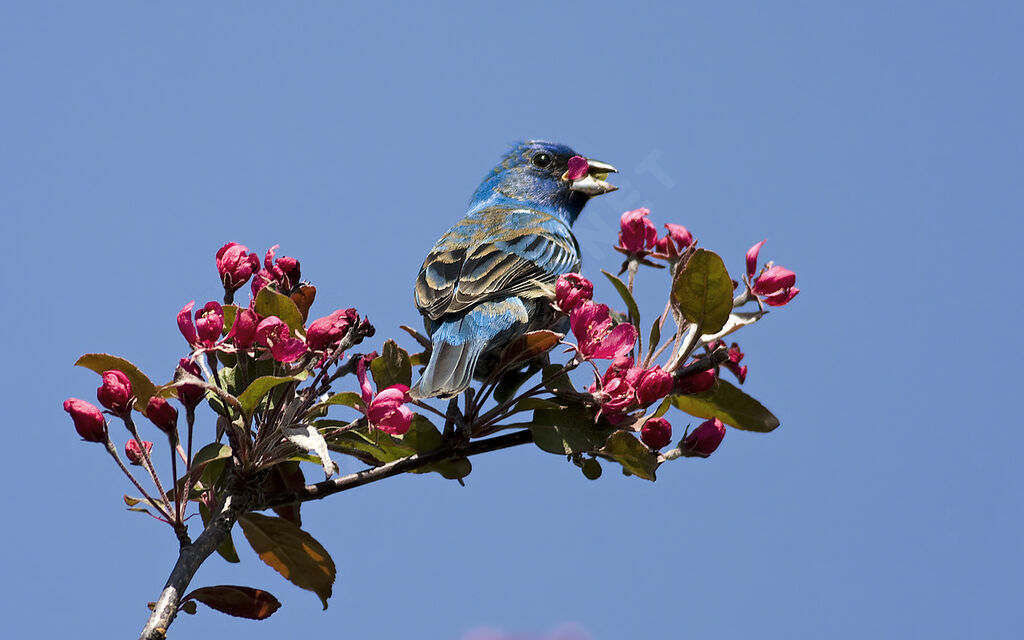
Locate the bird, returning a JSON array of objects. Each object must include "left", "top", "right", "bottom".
[{"left": 410, "top": 140, "right": 617, "bottom": 399}]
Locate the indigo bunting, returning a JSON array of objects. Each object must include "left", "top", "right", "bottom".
[{"left": 411, "top": 141, "right": 617, "bottom": 398}]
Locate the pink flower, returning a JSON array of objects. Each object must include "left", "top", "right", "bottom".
[
  {"left": 176, "top": 358, "right": 205, "bottom": 407},
  {"left": 97, "top": 370, "right": 133, "bottom": 415},
  {"left": 655, "top": 223, "right": 693, "bottom": 257},
  {"left": 145, "top": 396, "right": 178, "bottom": 434},
  {"left": 636, "top": 366, "right": 674, "bottom": 405},
  {"left": 682, "top": 418, "right": 726, "bottom": 457},
  {"left": 356, "top": 352, "right": 412, "bottom": 435},
  {"left": 226, "top": 307, "right": 260, "bottom": 350},
  {"left": 746, "top": 239, "right": 766, "bottom": 279},
  {"left": 723, "top": 343, "right": 747, "bottom": 384},
  {"left": 617, "top": 208, "right": 658, "bottom": 254},
  {"left": 250, "top": 268, "right": 275, "bottom": 299},
  {"left": 565, "top": 155, "right": 589, "bottom": 181},
  {"left": 570, "top": 301, "right": 637, "bottom": 360},
  {"left": 752, "top": 265, "right": 799, "bottom": 307},
  {"left": 216, "top": 242, "right": 260, "bottom": 293},
  {"left": 306, "top": 308, "right": 358, "bottom": 351},
  {"left": 675, "top": 366, "right": 716, "bottom": 395},
  {"left": 641, "top": 417, "right": 673, "bottom": 450},
  {"left": 125, "top": 439, "right": 153, "bottom": 466},
  {"left": 367, "top": 385, "right": 414, "bottom": 435},
  {"left": 263, "top": 245, "right": 302, "bottom": 292},
  {"left": 554, "top": 273, "right": 594, "bottom": 314},
  {"left": 177, "top": 301, "right": 224, "bottom": 349},
  {"left": 592, "top": 376, "right": 636, "bottom": 415},
  {"left": 63, "top": 398, "right": 108, "bottom": 443},
  {"left": 255, "top": 317, "right": 307, "bottom": 363}
]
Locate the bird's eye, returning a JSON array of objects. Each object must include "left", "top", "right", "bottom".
[{"left": 532, "top": 153, "right": 552, "bottom": 168}]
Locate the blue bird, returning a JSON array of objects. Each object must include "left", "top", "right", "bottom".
[{"left": 410, "top": 141, "right": 617, "bottom": 399}]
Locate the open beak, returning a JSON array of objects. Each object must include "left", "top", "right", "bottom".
[{"left": 568, "top": 157, "right": 618, "bottom": 196}]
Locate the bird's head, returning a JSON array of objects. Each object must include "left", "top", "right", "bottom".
[{"left": 469, "top": 140, "right": 617, "bottom": 224}]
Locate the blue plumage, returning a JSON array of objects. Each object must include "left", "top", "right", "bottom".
[{"left": 410, "top": 141, "right": 617, "bottom": 399}]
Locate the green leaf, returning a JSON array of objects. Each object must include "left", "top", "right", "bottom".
[
  {"left": 542, "top": 364, "right": 576, "bottom": 395},
  {"left": 671, "top": 249, "right": 733, "bottom": 335},
  {"left": 74, "top": 353, "right": 157, "bottom": 408},
  {"left": 513, "top": 397, "right": 562, "bottom": 412},
  {"left": 646, "top": 317, "right": 662, "bottom": 362},
  {"left": 671, "top": 379, "right": 780, "bottom": 432},
  {"left": 237, "top": 513, "right": 336, "bottom": 609},
  {"left": 254, "top": 287, "right": 306, "bottom": 335},
  {"left": 222, "top": 304, "right": 240, "bottom": 335},
  {"left": 200, "top": 502, "right": 240, "bottom": 563},
  {"left": 598, "top": 430, "right": 659, "bottom": 481},
  {"left": 370, "top": 340, "right": 412, "bottom": 389},
  {"left": 580, "top": 458, "right": 602, "bottom": 480},
  {"left": 530, "top": 404, "right": 615, "bottom": 455},
  {"left": 183, "top": 585, "right": 281, "bottom": 620},
  {"left": 238, "top": 374, "right": 305, "bottom": 416},
  {"left": 493, "top": 368, "right": 537, "bottom": 404},
  {"left": 314, "top": 391, "right": 364, "bottom": 410},
  {"left": 602, "top": 270, "right": 641, "bottom": 327}
]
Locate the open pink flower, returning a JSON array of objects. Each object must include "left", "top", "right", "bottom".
[
  {"left": 177, "top": 301, "right": 224, "bottom": 349},
  {"left": 655, "top": 223, "right": 693, "bottom": 257},
  {"left": 682, "top": 418, "right": 726, "bottom": 457},
  {"left": 554, "top": 273, "right": 593, "bottom": 314},
  {"left": 723, "top": 343, "right": 747, "bottom": 384},
  {"left": 216, "top": 242, "right": 260, "bottom": 293},
  {"left": 617, "top": 208, "right": 658, "bottom": 254},
  {"left": 752, "top": 266, "right": 799, "bottom": 307},
  {"left": 570, "top": 301, "right": 637, "bottom": 360},
  {"left": 255, "top": 316, "right": 307, "bottom": 363},
  {"left": 64, "top": 398, "right": 108, "bottom": 443}
]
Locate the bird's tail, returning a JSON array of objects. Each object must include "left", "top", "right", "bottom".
[{"left": 409, "top": 333, "right": 484, "bottom": 399}]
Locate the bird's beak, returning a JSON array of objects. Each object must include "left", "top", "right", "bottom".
[{"left": 568, "top": 158, "right": 618, "bottom": 196}]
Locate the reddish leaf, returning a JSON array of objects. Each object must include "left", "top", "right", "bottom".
[
  {"left": 498, "top": 330, "right": 561, "bottom": 368},
  {"left": 237, "top": 513, "right": 336, "bottom": 609},
  {"left": 290, "top": 285, "right": 317, "bottom": 322},
  {"left": 182, "top": 585, "right": 281, "bottom": 620}
]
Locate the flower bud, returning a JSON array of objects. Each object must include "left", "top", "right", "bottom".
[
  {"left": 125, "top": 439, "right": 153, "bottom": 466},
  {"left": 145, "top": 396, "right": 178, "bottom": 434},
  {"left": 226, "top": 307, "right": 260, "bottom": 349},
  {"left": 675, "top": 367, "right": 716, "bottom": 395},
  {"left": 367, "top": 385, "right": 413, "bottom": 435},
  {"left": 640, "top": 417, "right": 672, "bottom": 450},
  {"left": 357, "top": 317, "right": 376, "bottom": 338},
  {"left": 656, "top": 223, "right": 693, "bottom": 257},
  {"left": 195, "top": 302, "right": 224, "bottom": 347},
  {"left": 307, "top": 308, "right": 358, "bottom": 351},
  {"left": 97, "top": 370, "right": 133, "bottom": 415},
  {"left": 617, "top": 208, "right": 657, "bottom": 254},
  {"left": 176, "top": 358, "right": 204, "bottom": 407},
  {"left": 636, "top": 366, "right": 674, "bottom": 405},
  {"left": 555, "top": 273, "right": 594, "bottom": 314},
  {"left": 216, "top": 242, "right": 260, "bottom": 293},
  {"left": 752, "top": 266, "right": 796, "bottom": 295},
  {"left": 723, "top": 343, "right": 747, "bottom": 383},
  {"left": 63, "top": 398, "right": 108, "bottom": 443},
  {"left": 256, "top": 316, "right": 307, "bottom": 363},
  {"left": 682, "top": 418, "right": 726, "bottom": 457},
  {"left": 565, "top": 155, "right": 589, "bottom": 180},
  {"left": 275, "top": 255, "right": 301, "bottom": 291}
]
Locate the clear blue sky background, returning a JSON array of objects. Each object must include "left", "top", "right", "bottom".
[{"left": 3, "top": 2, "right": 1022, "bottom": 638}]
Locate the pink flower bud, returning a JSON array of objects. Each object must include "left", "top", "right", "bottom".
[
  {"left": 641, "top": 417, "right": 672, "bottom": 450},
  {"left": 195, "top": 302, "right": 224, "bottom": 347},
  {"left": 682, "top": 418, "right": 726, "bottom": 457},
  {"left": 145, "top": 396, "right": 178, "bottom": 434},
  {"left": 554, "top": 273, "right": 594, "bottom": 314},
  {"left": 63, "top": 398, "right": 108, "bottom": 443},
  {"left": 216, "top": 242, "right": 260, "bottom": 293},
  {"left": 570, "top": 301, "right": 638, "bottom": 360},
  {"left": 307, "top": 308, "right": 358, "bottom": 351},
  {"left": 255, "top": 316, "right": 307, "bottom": 363},
  {"left": 356, "top": 351, "right": 379, "bottom": 405},
  {"left": 565, "top": 155, "right": 589, "bottom": 181},
  {"left": 263, "top": 245, "right": 301, "bottom": 292},
  {"left": 97, "top": 370, "right": 133, "bottom": 415},
  {"left": 675, "top": 367, "right": 716, "bottom": 395},
  {"left": 177, "top": 300, "right": 199, "bottom": 347},
  {"left": 636, "top": 366, "right": 674, "bottom": 405},
  {"left": 746, "top": 240, "right": 766, "bottom": 279},
  {"left": 752, "top": 266, "right": 796, "bottom": 295},
  {"left": 176, "top": 358, "right": 204, "bottom": 407},
  {"left": 125, "top": 439, "right": 153, "bottom": 466},
  {"left": 251, "top": 268, "right": 275, "bottom": 299},
  {"left": 723, "top": 343, "right": 747, "bottom": 383},
  {"left": 367, "top": 385, "right": 413, "bottom": 435},
  {"left": 656, "top": 223, "right": 693, "bottom": 257},
  {"left": 226, "top": 308, "right": 260, "bottom": 349},
  {"left": 617, "top": 208, "right": 658, "bottom": 254}
]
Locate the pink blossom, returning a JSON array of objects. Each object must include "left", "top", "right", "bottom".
[
  {"left": 636, "top": 366, "right": 674, "bottom": 405},
  {"left": 655, "top": 223, "right": 693, "bottom": 257},
  {"left": 97, "top": 370, "right": 133, "bottom": 415},
  {"left": 263, "top": 245, "right": 302, "bottom": 292},
  {"left": 356, "top": 352, "right": 379, "bottom": 405},
  {"left": 617, "top": 208, "right": 657, "bottom": 254},
  {"left": 255, "top": 317, "right": 307, "bottom": 363},
  {"left": 63, "top": 398, "right": 108, "bottom": 443},
  {"left": 554, "top": 273, "right": 594, "bottom": 314},
  {"left": 216, "top": 242, "right": 260, "bottom": 293},
  {"left": 723, "top": 343, "right": 747, "bottom": 384},
  {"left": 177, "top": 301, "right": 224, "bottom": 349},
  {"left": 565, "top": 155, "right": 589, "bottom": 181},
  {"left": 682, "top": 418, "right": 726, "bottom": 457},
  {"left": 367, "top": 385, "right": 414, "bottom": 435},
  {"left": 125, "top": 439, "right": 153, "bottom": 466},
  {"left": 176, "top": 358, "right": 205, "bottom": 407},
  {"left": 570, "top": 301, "right": 637, "bottom": 360},
  {"left": 763, "top": 287, "right": 800, "bottom": 307},
  {"left": 145, "top": 396, "right": 178, "bottom": 434},
  {"left": 307, "top": 308, "right": 358, "bottom": 351},
  {"left": 641, "top": 417, "right": 673, "bottom": 450},
  {"left": 226, "top": 307, "right": 260, "bottom": 349},
  {"left": 746, "top": 239, "right": 766, "bottom": 279},
  {"left": 752, "top": 265, "right": 799, "bottom": 307}
]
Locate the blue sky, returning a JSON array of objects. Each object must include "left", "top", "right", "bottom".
[{"left": 3, "top": 2, "right": 1022, "bottom": 638}]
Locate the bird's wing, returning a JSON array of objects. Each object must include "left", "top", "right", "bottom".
[{"left": 415, "top": 207, "right": 581, "bottom": 321}]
